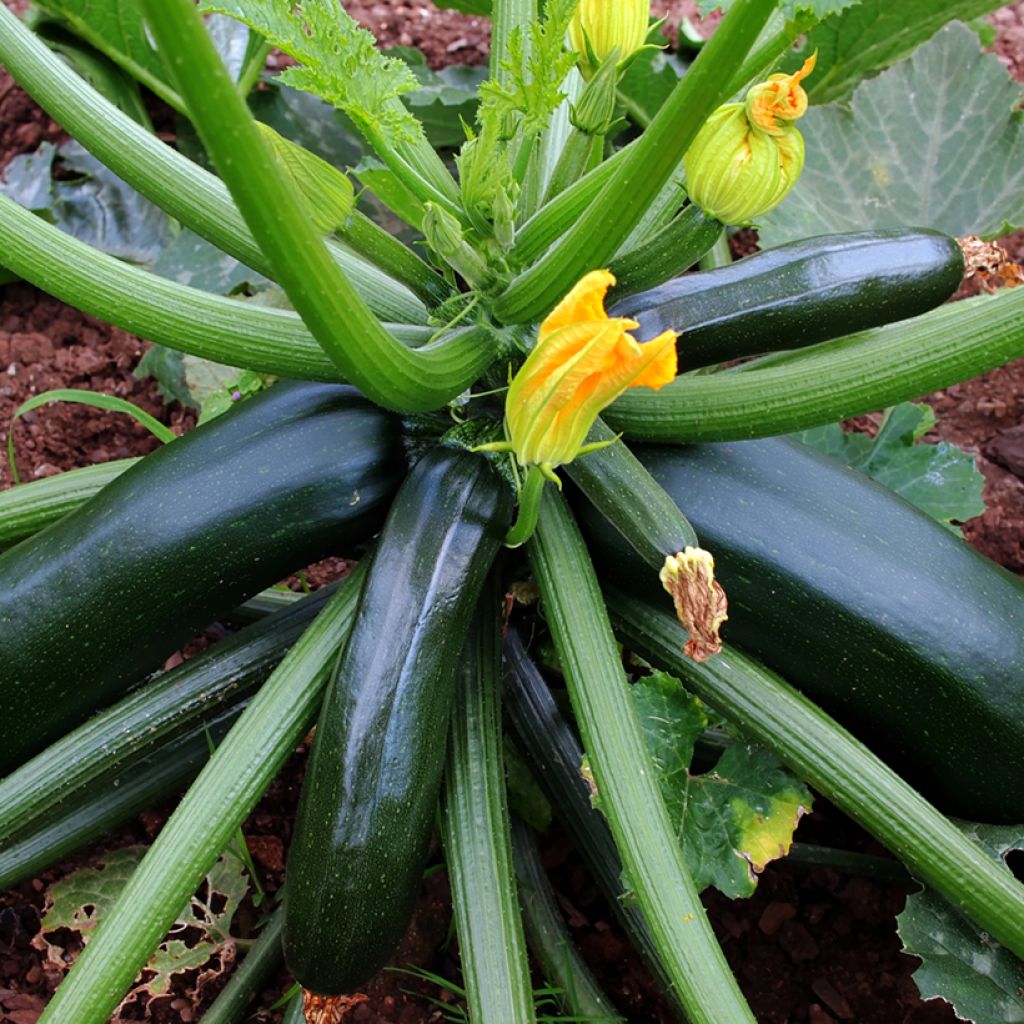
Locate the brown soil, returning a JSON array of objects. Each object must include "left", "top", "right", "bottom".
[{"left": 1, "top": 3, "right": 1022, "bottom": 1023}]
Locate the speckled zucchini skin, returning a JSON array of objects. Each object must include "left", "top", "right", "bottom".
[
  {"left": 578, "top": 437, "right": 1024, "bottom": 823},
  {"left": 284, "top": 448, "right": 511, "bottom": 996},
  {"left": 613, "top": 229, "right": 964, "bottom": 368},
  {"left": 0, "top": 381, "right": 404, "bottom": 773}
]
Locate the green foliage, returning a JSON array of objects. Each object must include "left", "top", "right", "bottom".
[
  {"left": 784, "top": 0, "right": 1006, "bottom": 105},
  {"left": 696, "top": 0, "right": 860, "bottom": 19},
  {"left": 198, "top": 0, "right": 422, "bottom": 142},
  {"left": 432, "top": 0, "right": 492, "bottom": 12},
  {"left": 898, "top": 824, "right": 1024, "bottom": 1024},
  {"left": 633, "top": 672, "right": 813, "bottom": 898},
  {"left": 794, "top": 402, "right": 986, "bottom": 533},
  {"left": 392, "top": 47, "right": 486, "bottom": 148},
  {"left": 1, "top": 140, "right": 171, "bottom": 266},
  {"left": 761, "top": 24, "right": 1024, "bottom": 245},
  {"left": 616, "top": 26, "right": 687, "bottom": 128}
]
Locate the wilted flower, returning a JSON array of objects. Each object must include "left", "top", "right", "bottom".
[{"left": 684, "top": 54, "right": 816, "bottom": 225}]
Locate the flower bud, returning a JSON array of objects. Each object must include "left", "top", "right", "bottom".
[
  {"left": 684, "top": 54, "right": 816, "bottom": 226},
  {"left": 569, "top": 0, "right": 650, "bottom": 77}
]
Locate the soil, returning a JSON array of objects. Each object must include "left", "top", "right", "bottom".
[{"left": 1, "top": 3, "right": 1022, "bottom": 1023}]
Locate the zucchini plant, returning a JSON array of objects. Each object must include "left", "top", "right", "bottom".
[{"left": 0, "top": 0, "right": 1022, "bottom": 1022}]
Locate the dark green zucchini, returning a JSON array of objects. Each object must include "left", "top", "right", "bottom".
[
  {"left": 0, "top": 382, "right": 404, "bottom": 773},
  {"left": 283, "top": 448, "right": 511, "bottom": 997},
  {"left": 576, "top": 437, "right": 1024, "bottom": 823},
  {"left": 610, "top": 229, "right": 964, "bottom": 369}
]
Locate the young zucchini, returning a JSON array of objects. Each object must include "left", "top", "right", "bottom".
[
  {"left": 611, "top": 229, "right": 964, "bottom": 368},
  {"left": 0, "top": 381, "right": 404, "bottom": 773},
  {"left": 576, "top": 437, "right": 1024, "bottom": 823},
  {"left": 283, "top": 449, "right": 512, "bottom": 999}
]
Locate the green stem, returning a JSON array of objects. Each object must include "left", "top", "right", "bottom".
[
  {"left": 721, "top": 12, "right": 817, "bottom": 99},
  {"left": 141, "top": 0, "right": 491, "bottom": 412},
  {"left": 235, "top": 37, "right": 274, "bottom": 99},
  {"left": 608, "top": 589, "right": 1024, "bottom": 958},
  {"left": 35, "top": 563, "right": 366, "bottom": 1024},
  {"left": 345, "top": 210, "right": 452, "bottom": 307},
  {"left": 201, "top": 906, "right": 284, "bottom": 1024},
  {"left": 0, "top": 4, "right": 426, "bottom": 325},
  {"left": 504, "top": 465, "right": 546, "bottom": 547},
  {"left": 0, "top": 192, "right": 449, "bottom": 383},
  {"left": 442, "top": 578, "right": 536, "bottom": 1024},
  {"left": 608, "top": 205, "right": 722, "bottom": 301},
  {"left": 492, "top": 0, "right": 536, "bottom": 89},
  {"left": 606, "top": 287, "right": 1024, "bottom": 442},
  {"left": 699, "top": 227, "right": 732, "bottom": 270},
  {"left": 510, "top": 816, "right": 625, "bottom": 1023},
  {"left": 527, "top": 491, "right": 756, "bottom": 1024},
  {"left": 564, "top": 419, "right": 698, "bottom": 566},
  {"left": 0, "top": 458, "right": 136, "bottom": 549},
  {"left": 543, "top": 129, "right": 604, "bottom": 204},
  {"left": 494, "top": 0, "right": 778, "bottom": 323}
]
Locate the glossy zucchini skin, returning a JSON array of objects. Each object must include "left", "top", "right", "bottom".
[
  {"left": 611, "top": 230, "right": 964, "bottom": 368},
  {"left": 577, "top": 437, "right": 1024, "bottom": 823},
  {"left": 0, "top": 382, "right": 404, "bottom": 773},
  {"left": 283, "top": 448, "right": 512, "bottom": 996}
]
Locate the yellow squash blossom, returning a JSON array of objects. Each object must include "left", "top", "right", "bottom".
[
  {"left": 505, "top": 269, "right": 677, "bottom": 470},
  {"left": 569, "top": 0, "right": 650, "bottom": 76},
  {"left": 684, "top": 54, "right": 816, "bottom": 226}
]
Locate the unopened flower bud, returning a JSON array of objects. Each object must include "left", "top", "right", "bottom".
[
  {"left": 684, "top": 54, "right": 816, "bottom": 226},
  {"left": 569, "top": 0, "right": 650, "bottom": 78}
]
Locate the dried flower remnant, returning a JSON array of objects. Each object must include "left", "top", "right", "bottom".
[{"left": 660, "top": 548, "right": 728, "bottom": 662}]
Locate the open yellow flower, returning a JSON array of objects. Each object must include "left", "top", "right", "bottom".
[{"left": 505, "top": 270, "right": 677, "bottom": 469}]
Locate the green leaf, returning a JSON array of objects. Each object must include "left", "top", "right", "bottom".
[
  {"left": 794, "top": 402, "right": 986, "bottom": 532},
  {"left": 760, "top": 24, "right": 1024, "bottom": 246},
  {"left": 255, "top": 123, "right": 354, "bottom": 235},
  {"left": 898, "top": 824, "right": 1024, "bottom": 1024},
  {"left": 150, "top": 229, "right": 267, "bottom": 294},
  {"left": 391, "top": 47, "right": 486, "bottom": 149},
  {"left": 134, "top": 345, "right": 191, "bottom": 406},
  {"left": 198, "top": 0, "right": 422, "bottom": 143},
  {"left": 784, "top": 0, "right": 1006, "bottom": 105},
  {"left": 616, "top": 29, "right": 688, "bottom": 128},
  {"left": 1, "top": 140, "right": 173, "bottom": 267},
  {"left": 433, "top": 0, "right": 492, "bottom": 12},
  {"left": 184, "top": 360, "right": 267, "bottom": 424},
  {"left": 633, "top": 671, "right": 813, "bottom": 898},
  {"left": 31, "top": 0, "right": 169, "bottom": 93},
  {"left": 696, "top": 0, "right": 861, "bottom": 19}
]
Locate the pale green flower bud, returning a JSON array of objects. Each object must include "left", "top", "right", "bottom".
[
  {"left": 684, "top": 55, "right": 816, "bottom": 226},
  {"left": 569, "top": 0, "right": 650, "bottom": 77}
]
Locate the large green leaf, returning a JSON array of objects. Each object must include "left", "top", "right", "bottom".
[
  {"left": 793, "top": 403, "right": 986, "bottom": 533},
  {"left": 899, "top": 824, "right": 1024, "bottom": 1024},
  {"left": 633, "top": 672, "right": 812, "bottom": 898},
  {"left": 696, "top": 0, "right": 861, "bottom": 19},
  {"left": 391, "top": 47, "right": 485, "bottom": 149},
  {"left": 760, "top": 24, "right": 1024, "bottom": 246},
  {"left": 0, "top": 140, "right": 172, "bottom": 266},
  {"left": 784, "top": 0, "right": 1006, "bottom": 105}
]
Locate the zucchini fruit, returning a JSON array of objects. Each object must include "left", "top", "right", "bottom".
[
  {"left": 283, "top": 449, "right": 511, "bottom": 997},
  {"left": 0, "top": 381, "right": 404, "bottom": 772},
  {"left": 577, "top": 437, "right": 1024, "bottom": 823},
  {"left": 611, "top": 229, "right": 964, "bottom": 368}
]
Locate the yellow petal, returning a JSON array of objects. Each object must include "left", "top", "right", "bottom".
[{"left": 539, "top": 269, "right": 631, "bottom": 342}]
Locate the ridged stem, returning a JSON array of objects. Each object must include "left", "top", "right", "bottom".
[
  {"left": 202, "top": 907, "right": 285, "bottom": 1024},
  {"left": 0, "top": 191, "right": 486, "bottom": 389},
  {"left": 145, "top": 0, "right": 494, "bottom": 412},
  {"left": 494, "top": 0, "right": 777, "bottom": 323},
  {"left": 543, "top": 129, "right": 604, "bottom": 204},
  {"left": 442, "top": 578, "right": 536, "bottom": 1024},
  {"left": 0, "top": 458, "right": 137, "bottom": 549},
  {"left": 527, "top": 491, "right": 755, "bottom": 1024},
  {"left": 35, "top": 563, "right": 366, "bottom": 1024},
  {"left": 608, "top": 205, "right": 722, "bottom": 302},
  {"left": 510, "top": 816, "right": 624, "bottom": 1023},
  {"left": 565, "top": 420, "right": 698, "bottom": 565},
  {"left": 608, "top": 589, "right": 1024, "bottom": 958},
  {"left": 491, "top": 0, "right": 536, "bottom": 89},
  {"left": 606, "top": 288, "right": 1024, "bottom": 442},
  {"left": 0, "top": 4, "right": 428, "bottom": 325}
]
